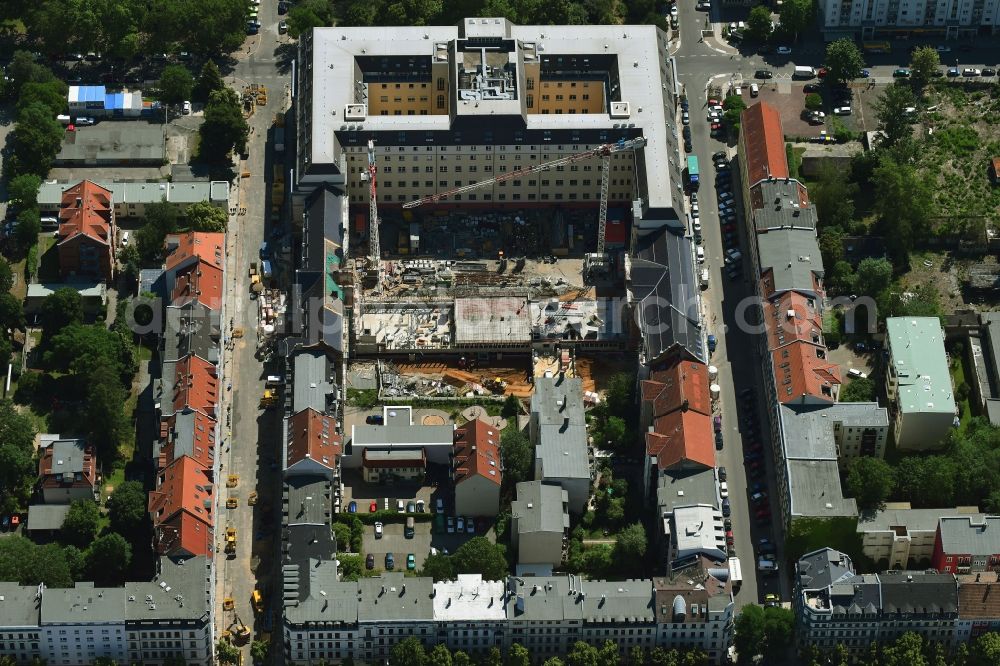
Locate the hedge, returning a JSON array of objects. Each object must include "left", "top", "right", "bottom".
[{"left": 332, "top": 510, "right": 434, "bottom": 526}]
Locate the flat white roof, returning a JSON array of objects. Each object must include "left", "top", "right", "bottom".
[{"left": 433, "top": 575, "right": 507, "bottom": 621}]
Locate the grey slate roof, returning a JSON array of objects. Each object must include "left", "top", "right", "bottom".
[
  {"left": 297, "top": 186, "right": 347, "bottom": 353},
  {"left": 751, "top": 180, "right": 818, "bottom": 233},
  {"left": 352, "top": 425, "right": 455, "bottom": 447},
  {"left": 0, "top": 583, "right": 40, "bottom": 628},
  {"left": 631, "top": 228, "right": 704, "bottom": 363},
  {"left": 357, "top": 573, "right": 434, "bottom": 623},
  {"left": 45, "top": 439, "right": 87, "bottom": 478},
  {"left": 505, "top": 575, "right": 653, "bottom": 623},
  {"left": 937, "top": 516, "right": 1000, "bottom": 555},
  {"left": 163, "top": 303, "right": 220, "bottom": 364},
  {"left": 756, "top": 227, "right": 823, "bottom": 294},
  {"left": 796, "top": 548, "right": 857, "bottom": 591},
  {"left": 880, "top": 571, "right": 958, "bottom": 615},
  {"left": 125, "top": 556, "right": 212, "bottom": 622},
  {"left": 283, "top": 560, "right": 357, "bottom": 626},
  {"left": 786, "top": 459, "right": 857, "bottom": 519},
  {"left": 27, "top": 504, "right": 71, "bottom": 531},
  {"left": 169, "top": 410, "right": 201, "bottom": 462},
  {"left": 292, "top": 350, "right": 336, "bottom": 415},
  {"left": 41, "top": 583, "right": 126, "bottom": 624},
  {"left": 655, "top": 467, "right": 719, "bottom": 515},
  {"left": 531, "top": 376, "right": 589, "bottom": 481},
  {"left": 511, "top": 481, "right": 568, "bottom": 535}
]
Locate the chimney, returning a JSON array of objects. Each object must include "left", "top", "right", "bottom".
[{"left": 76, "top": 197, "right": 83, "bottom": 208}]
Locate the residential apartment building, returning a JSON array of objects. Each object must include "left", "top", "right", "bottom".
[
  {"left": 653, "top": 569, "right": 735, "bottom": 662},
  {"left": 452, "top": 418, "right": 502, "bottom": 517},
  {"left": 795, "top": 548, "right": 959, "bottom": 657},
  {"left": 0, "top": 557, "right": 212, "bottom": 666},
  {"left": 885, "top": 317, "right": 957, "bottom": 451},
  {"left": 37, "top": 436, "right": 98, "bottom": 504},
  {"left": 38, "top": 180, "right": 229, "bottom": 219},
  {"left": 510, "top": 481, "right": 569, "bottom": 574},
  {"left": 857, "top": 503, "right": 983, "bottom": 568},
  {"left": 955, "top": 571, "right": 1000, "bottom": 642},
  {"left": 530, "top": 375, "right": 591, "bottom": 514},
  {"left": 933, "top": 515, "right": 1000, "bottom": 574},
  {"left": 295, "top": 19, "right": 684, "bottom": 235},
  {"left": 56, "top": 180, "right": 116, "bottom": 281},
  {"left": 738, "top": 101, "right": 890, "bottom": 528},
  {"left": 816, "top": 0, "right": 1000, "bottom": 41},
  {"left": 348, "top": 405, "right": 454, "bottom": 468}
]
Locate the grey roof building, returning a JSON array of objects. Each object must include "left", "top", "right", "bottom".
[
  {"left": 293, "top": 186, "right": 347, "bottom": 354},
  {"left": 125, "top": 556, "right": 212, "bottom": 624},
  {"left": 756, "top": 228, "right": 824, "bottom": 296},
  {"left": 0, "top": 583, "right": 41, "bottom": 629},
  {"left": 348, "top": 405, "right": 455, "bottom": 468},
  {"left": 510, "top": 481, "right": 569, "bottom": 573},
  {"left": 282, "top": 560, "right": 356, "bottom": 628},
  {"left": 55, "top": 124, "right": 165, "bottom": 166},
  {"left": 630, "top": 227, "right": 704, "bottom": 364},
  {"left": 750, "top": 180, "right": 819, "bottom": 233},
  {"left": 357, "top": 573, "right": 435, "bottom": 624},
  {"left": 41, "top": 584, "right": 127, "bottom": 625},
  {"left": 292, "top": 349, "right": 338, "bottom": 415},
  {"left": 530, "top": 376, "right": 591, "bottom": 514},
  {"left": 26, "top": 504, "right": 71, "bottom": 532}
]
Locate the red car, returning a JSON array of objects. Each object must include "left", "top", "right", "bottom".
[
  {"left": 369, "top": 501, "right": 377, "bottom": 513},
  {"left": 756, "top": 507, "right": 771, "bottom": 519},
  {"left": 817, "top": 67, "right": 828, "bottom": 78},
  {"left": 726, "top": 530, "right": 735, "bottom": 545},
  {"left": 707, "top": 98, "right": 720, "bottom": 106},
  {"left": 711, "top": 122, "right": 722, "bottom": 131}
]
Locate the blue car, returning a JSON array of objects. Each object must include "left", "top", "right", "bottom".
[
  {"left": 348, "top": 501, "right": 357, "bottom": 513},
  {"left": 859, "top": 68, "right": 870, "bottom": 78}
]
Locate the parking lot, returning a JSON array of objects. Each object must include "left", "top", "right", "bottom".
[{"left": 361, "top": 515, "right": 496, "bottom": 573}]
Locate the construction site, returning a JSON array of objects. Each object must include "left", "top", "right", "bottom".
[{"left": 340, "top": 138, "right": 651, "bottom": 402}]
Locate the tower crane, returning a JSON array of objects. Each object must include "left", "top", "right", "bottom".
[
  {"left": 403, "top": 137, "right": 647, "bottom": 273},
  {"left": 362, "top": 139, "right": 381, "bottom": 288}
]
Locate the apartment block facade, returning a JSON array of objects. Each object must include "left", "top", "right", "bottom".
[{"left": 817, "top": 0, "right": 1000, "bottom": 40}]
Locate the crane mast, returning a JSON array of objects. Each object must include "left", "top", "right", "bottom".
[{"left": 366, "top": 140, "right": 380, "bottom": 266}]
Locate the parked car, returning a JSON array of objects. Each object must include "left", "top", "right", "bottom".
[
  {"left": 385, "top": 553, "right": 395, "bottom": 570},
  {"left": 457, "top": 516, "right": 465, "bottom": 532},
  {"left": 947, "top": 67, "right": 960, "bottom": 77},
  {"left": 754, "top": 69, "right": 773, "bottom": 79},
  {"left": 833, "top": 106, "right": 852, "bottom": 115},
  {"left": 447, "top": 516, "right": 455, "bottom": 533},
  {"left": 406, "top": 501, "right": 416, "bottom": 513},
  {"left": 963, "top": 68, "right": 982, "bottom": 76},
  {"left": 719, "top": 482, "right": 729, "bottom": 499},
  {"left": 750, "top": 83, "right": 759, "bottom": 97},
  {"left": 369, "top": 501, "right": 377, "bottom": 512},
  {"left": 715, "top": 431, "right": 724, "bottom": 450},
  {"left": 751, "top": 491, "right": 768, "bottom": 504},
  {"left": 436, "top": 498, "right": 444, "bottom": 513},
  {"left": 366, "top": 553, "right": 375, "bottom": 569},
  {"left": 982, "top": 67, "right": 997, "bottom": 77},
  {"left": 892, "top": 68, "right": 911, "bottom": 77},
  {"left": 347, "top": 501, "right": 357, "bottom": 513},
  {"left": 396, "top": 499, "right": 405, "bottom": 513},
  {"left": 374, "top": 522, "right": 384, "bottom": 538},
  {"left": 407, "top": 554, "right": 416, "bottom": 570},
  {"left": 721, "top": 498, "right": 731, "bottom": 517},
  {"left": 682, "top": 111, "right": 690, "bottom": 125},
  {"left": 279, "top": 21, "right": 288, "bottom": 34},
  {"left": 466, "top": 517, "right": 475, "bottom": 534},
  {"left": 182, "top": 100, "right": 192, "bottom": 115},
  {"left": 776, "top": 46, "right": 792, "bottom": 55},
  {"left": 718, "top": 466, "right": 727, "bottom": 481}
]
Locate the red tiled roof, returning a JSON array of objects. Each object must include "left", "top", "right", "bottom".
[
  {"left": 642, "top": 358, "right": 714, "bottom": 471},
  {"left": 740, "top": 102, "right": 788, "bottom": 185},
  {"left": 770, "top": 341, "right": 841, "bottom": 404},
  {"left": 38, "top": 440, "right": 97, "bottom": 490},
  {"left": 645, "top": 410, "right": 715, "bottom": 471},
  {"left": 158, "top": 412, "right": 217, "bottom": 470},
  {"left": 453, "top": 418, "right": 502, "bottom": 486},
  {"left": 644, "top": 361, "right": 712, "bottom": 418},
  {"left": 957, "top": 572, "right": 1000, "bottom": 619},
  {"left": 165, "top": 232, "right": 225, "bottom": 272},
  {"left": 172, "top": 355, "right": 219, "bottom": 417},
  {"left": 287, "top": 408, "right": 341, "bottom": 470},
  {"left": 148, "top": 456, "right": 214, "bottom": 558},
  {"left": 58, "top": 180, "right": 113, "bottom": 246},
  {"left": 763, "top": 291, "right": 824, "bottom": 350},
  {"left": 170, "top": 261, "right": 224, "bottom": 310}
]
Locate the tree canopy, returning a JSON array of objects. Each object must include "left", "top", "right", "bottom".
[
  {"left": 40, "top": 288, "right": 84, "bottom": 341},
  {"left": 873, "top": 82, "right": 917, "bottom": 150},
  {"left": 500, "top": 428, "right": 533, "bottom": 487},
  {"left": 86, "top": 533, "right": 133, "bottom": 584},
  {"left": 0, "top": 401, "right": 38, "bottom": 512},
  {"left": 846, "top": 456, "right": 895, "bottom": 512},
  {"left": 840, "top": 376, "right": 875, "bottom": 403},
  {"left": 199, "top": 87, "right": 249, "bottom": 163},
  {"left": 733, "top": 604, "right": 794, "bottom": 664},
  {"left": 287, "top": 0, "right": 334, "bottom": 37},
  {"left": 108, "top": 481, "right": 149, "bottom": 534},
  {"left": 450, "top": 537, "right": 508, "bottom": 580},
  {"left": 61, "top": 500, "right": 101, "bottom": 548},
  {"left": 745, "top": 6, "right": 773, "bottom": 42},
  {"left": 824, "top": 39, "right": 865, "bottom": 85},
  {"left": 185, "top": 201, "right": 228, "bottom": 232},
  {"left": 158, "top": 65, "right": 194, "bottom": 106},
  {"left": 910, "top": 46, "right": 941, "bottom": 84}
]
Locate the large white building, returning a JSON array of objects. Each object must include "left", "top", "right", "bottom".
[
  {"left": 817, "top": 0, "right": 1000, "bottom": 39},
  {"left": 294, "top": 18, "right": 685, "bottom": 233}
]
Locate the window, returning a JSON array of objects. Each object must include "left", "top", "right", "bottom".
[
  {"left": 526, "top": 94, "right": 534, "bottom": 107},
  {"left": 437, "top": 78, "right": 446, "bottom": 91},
  {"left": 436, "top": 95, "right": 445, "bottom": 109},
  {"left": 527, "top": 78, "right": 535, "bottom": 90}
]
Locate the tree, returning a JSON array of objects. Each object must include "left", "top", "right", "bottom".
[
  {"left": 760, "top": 606, "right": 794, "bottom": 658},
  {"left": 84, "top": 363, "right": 132, "bottom": 462},
  {"left": 0, "top": 537, "right": 73, "bottom": 587},
  {"left": 0, "top": 258, "right": 13, "bottom": 295},
  {"left": 158, "top": 65, "right": 195, "bottom": 106},
  {"left": 501, "top": 394, "right": 521, "bottom": 418},
  {"left": 812, "top": 163, "right": 858, "bottom": 229},
  {"left": 61, "top": 500, "right": 101, "bottom": 548},
  {"left": 778, "top": 0, "right": 813, "bottom": 40},
  {"left": 194, "top": 60, "right": 225, "bottom": 104},
  {"left": 500, "top": 428, "right": 533, "bottom": 487},
  {"left": 199, "top": 87, "right": 249, "bottom": 163},
  {"left": 453, "top": 652, "right": 473, "bottom": 666},
  {"left": 7, "top": 174, "right": 42, "bottom": 208},
  {"left": 427, "top": 644, "right": 452, "bottom": 666},
  {"left": 840, "top": 376, "right": 875, "bottom": 402},
  {"left": 873, "top": 82, "right": 916, "bottom": 150},
  {"left": 451, "top": 537, "right": 508, "bottom": 580},
  {"left": 614, "top": 522, "right": 648, "bottom": 563},
  {"left": 86, "top": 533, "right": 132, "bottom": 583},
  {"left": 542, "top": 660, "right": 565, "bottom": 666},
  {"left": 0, "top": 293, "right": 26, "bottom": 332},
  {"left": 733, "top": 604, "right": 765, "bottom": 664},
  {"left": 137, "top": 201, "right": 180, "bottom": 263},
  {"left": 41, "top": 288, "right": 84, "bottom": 340},
  {"left": 596, "top": 416, "right": 627, "bottom": 450},
  {"left": 389, "top": 636, "right": 427, "bottom": 666},
  {"left": 824, "top": 39, "right": 865, "bottom": 85},
  {"left": 970, "top": 632, "right": 1000, "bottom": 666},
  {"left": 873, "top": 157, "right": 931, "bottom": 266},
  {"left": 9, "top": 102, "right": 64, "bottom": 179},
  {"left": 15, "top": 207, "right": 41, "bottom": 249},
  {"left": 604, "top": 372, "right": 635, "bottom": 417},
  {"left": 804, "top": 93, "right": 823, "bottom": 111},
  {"left": 46, "top": 324, "right": 136, "bottom": 383},
  {"left": 184, "top": 201, "right": 228, "bottom": 231},
  {"left": 108, "top": 481, "right": 148, "bottom": 534},
  {"left": 853, "top": 257, "right": 893, "bottom": 297},
  {"left": 420, "top": 552, "right": 455, "bottom": 581},
  {"left": 745, "top": 5, "right": 773, "bottom": 42},
  {"left": 216, "top": 640, "right": 240, "bottom": 665},
  {"left": 0, "top": 401, "right": 37, "bottom": 510},
  {"left": 605, "top": 496, "right": 625, "bottom": 527},
  {"left": 881, "top": 632, "right": 927, "bottom": 666},
  {"left": 567, "top": 642, "right": 600, "bottom": 666},
  {"left": 508, "top": 644, "right": 530, "bottom": 666},
  {"left": 722, "top": 94, "right": 747, "bottom": 130},
  {"left": 894, "top": 455, "right": 956, "bottom": 507},
  {"left": 287, "top": 0, "right": 334, "bottom": 37},
  {"left": 846, "top": 456, "right": 895, "bottom": 511},
  {"left": 910, "top": 46, "right": 941, "bottom": 85},
  {"left": 250, "top": 639, "right": 270, "bottom": 664}
]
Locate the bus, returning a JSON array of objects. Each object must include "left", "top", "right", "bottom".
[{"left": 686, "top": 155, "right": 700, "bottom": 189}]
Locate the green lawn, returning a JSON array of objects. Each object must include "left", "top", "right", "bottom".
[
  {"left": 37, "top": 235, "right": 59, "bottom": 282},
  {"left": 951, "top": 355, "right": 974, "bottom": 432}
]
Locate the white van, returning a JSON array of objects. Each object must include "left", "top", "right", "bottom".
[
  {"left": 758, "top": 557, "right": 779, "bottom": 573},
  {"left": 696, "top": 247, "right": 705, "bottom": 263},
  {"left": 793, "top": 66, "right": 816, "bottom": 79},
  {"left": 40, "top": 216, "right": 59, "bottom": 230},
  {"left": 700, "top": 269, "right": 710, "bottom": 288},
  {"left": 750, "top": 83, "right": 759, "bottom": 97},
  {"left": 57, "top": 115, "right": 71, "bottom": 125}
]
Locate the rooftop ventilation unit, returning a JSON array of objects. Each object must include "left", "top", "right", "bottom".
[
  {"left": 610, "top": 102, "right": 631, "bottom": 119},
  {"left": 344, "top": 104, "right": 367, "bottom": 121}
]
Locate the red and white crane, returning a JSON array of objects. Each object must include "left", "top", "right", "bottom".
[{"left": 402, "top": 137, "right": 647, "bottom": 259}]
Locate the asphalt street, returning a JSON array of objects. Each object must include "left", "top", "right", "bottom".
[{"left": 215, "top": 1, "right": 292, "bottom": 660}]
